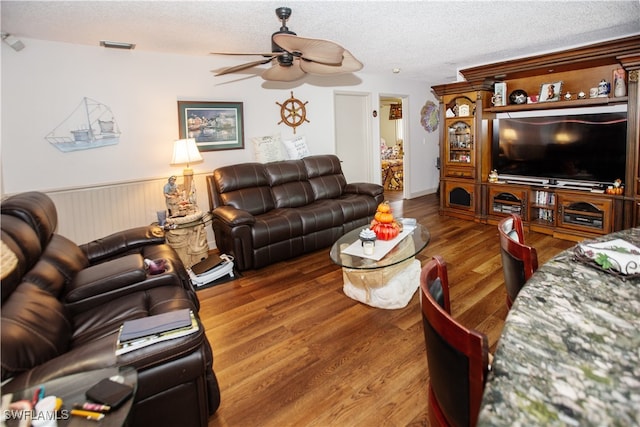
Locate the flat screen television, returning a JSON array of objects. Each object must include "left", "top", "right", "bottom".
[{"left": 492, "top": 105, "right": 627, "bottom": 186}]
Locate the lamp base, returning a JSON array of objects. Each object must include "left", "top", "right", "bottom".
[{"left": 183, "top": 167, "right": 196, "bottom": 204}]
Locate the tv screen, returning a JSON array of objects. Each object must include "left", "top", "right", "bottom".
[{"left": 492, "top": 107, "right": 627, "bottom": 185}]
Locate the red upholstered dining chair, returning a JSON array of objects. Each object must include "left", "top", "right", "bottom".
[
  {"left": 419, "top": 255, "right": 490, "bottom": 427},
  {"left": 497, "top": 213, "right": 539, "bottom": 309}
]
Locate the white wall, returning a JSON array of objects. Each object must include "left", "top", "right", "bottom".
[{"left": 1, "top": 38, "right": 440, "bottom": 198}]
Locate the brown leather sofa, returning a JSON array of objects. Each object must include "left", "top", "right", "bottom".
[
  {"left": 206, "top": 154, "right": 384, "bottom": 270},
  {"left": 0, "top": 192, "right": 220, "bottom": 427}
]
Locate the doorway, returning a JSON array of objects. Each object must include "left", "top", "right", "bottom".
[{"left": 379, "top": 97, "right": 404, "bottom": 196}]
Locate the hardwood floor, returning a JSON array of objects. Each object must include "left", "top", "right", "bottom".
[{"left": 199, "top": 192, "right": 574, "bottom": 426}]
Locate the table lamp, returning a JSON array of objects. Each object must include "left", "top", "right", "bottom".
[{"left": 171, "top": 138, "right": 203, "bottom": 202}]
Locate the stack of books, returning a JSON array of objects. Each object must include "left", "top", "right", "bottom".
[{"left": 115, "top": 309, "right": 199, "bottom": 355}]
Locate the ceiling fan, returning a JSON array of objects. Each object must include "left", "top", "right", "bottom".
[{"left": 211, "top": 7, "right": 363, "bottom": 82}]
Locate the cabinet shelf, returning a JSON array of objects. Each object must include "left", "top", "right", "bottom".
[
  {"left": 531, "top": 218, "right": 555, "bottom": 227},
  {"left": 485, "top": 96, "right": 627, "bottom": 113},
  {"left": 489, "top": 188, "right": 527, "bottom": 219},
  {"left": 530, "top": 203, "right": 555, "bottom": 209}
]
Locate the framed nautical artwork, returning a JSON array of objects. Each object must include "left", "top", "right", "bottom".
[
  {"left": 177, "top": 101, "right": 244, "bottom": 151},
  {"left": 46, "top": 97, "right": 121, "bottom": 152}
]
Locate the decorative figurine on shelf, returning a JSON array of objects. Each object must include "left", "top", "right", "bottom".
[
  {"left": 163, "top": 175, "right": 181, "bottom": 216},
  {"left": 489, "top": 169, "right": 499, "bottom": 183},
  {"left": 598, "top": 79, "right": 610, "bottom": 97},
  {"left": 606, "top": 179, "right": 624, "bottom": 195},
  {"left": 613, "top": 68, "right": 627, "bottom": 97}
]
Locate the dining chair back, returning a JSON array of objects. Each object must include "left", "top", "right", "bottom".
[
  {"left": 420, "top": 255, "right": 490, "bottom": 427},
  {"left": 497, "top": 214, "right": 538, "bottom": 309}
]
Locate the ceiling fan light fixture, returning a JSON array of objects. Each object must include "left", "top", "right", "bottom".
[
  {"left": 263, "top": 61, "right": 306, "bottom": 82},
  {"left": 276, "top": 52, "right": 295, "bottom": 67}
]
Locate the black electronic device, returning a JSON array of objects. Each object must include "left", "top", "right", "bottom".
[
  {"left": 86, "top": 378, "right": 134, "bottom": 409},
  {"left": 492, "top": 106, "right": 627, "bottom": 185}
]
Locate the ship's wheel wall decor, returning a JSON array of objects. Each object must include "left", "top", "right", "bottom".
[{"left": 276, "top": 91, "right": 309, "bottom": 134}]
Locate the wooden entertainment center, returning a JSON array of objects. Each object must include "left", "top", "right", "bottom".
[{"left": 432, "top": 35, "right": 640, "bottom": 241}]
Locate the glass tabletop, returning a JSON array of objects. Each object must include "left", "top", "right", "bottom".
[
  {"left": 330, "top": 223, "right": 430, "bottom": 270},
  {"left": 165, "top": 211, "right": 212, "bottom": 229},
  {"left": 3, "top": 367, "right": 137, "bottom": 427}
]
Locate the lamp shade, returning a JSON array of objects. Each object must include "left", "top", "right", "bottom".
[{"left": 171, "top": 138, "right": 203, "bottom": 166}]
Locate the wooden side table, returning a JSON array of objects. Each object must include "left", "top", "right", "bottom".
[{"left": 165, "top": 211, "right": 211, "bottom": 269}]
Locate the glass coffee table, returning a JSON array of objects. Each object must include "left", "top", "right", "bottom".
[
  {"left": 330, "top": 223, "right": 430, "bottom": 309},
  {"left": 2, "top": 367, "right": 137, "bottom": 427}
]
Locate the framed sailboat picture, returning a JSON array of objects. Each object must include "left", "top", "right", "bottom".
[
  {"left": 177, "top": 101, "right": 244, "bottom": 151},
  {"left": 46, "top": 97, "right": 121, "bottom": 152}
]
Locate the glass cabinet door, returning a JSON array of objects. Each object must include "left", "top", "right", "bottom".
[{"left": 446, "top": 119, "right": 473, "bottom": 165}]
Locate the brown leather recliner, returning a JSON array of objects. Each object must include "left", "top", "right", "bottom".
[
  {"left": 1, "top": 192, "right": 220, "bottom": 427},
  {"left": 206, "top": 155, "right": 385, "bottom": 270}
]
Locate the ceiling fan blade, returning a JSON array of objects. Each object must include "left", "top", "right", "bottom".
[
  {"left": 261, "top": 60, "right": 306, "bottom": 82},
  {"left": 214, "top": 57, "right": 276, "bottom": 76},
  {"left": 300, "top": 49, "right": 363, "bottom": 75},
  {"left": 210, "top": 51, "right": 285, "bottom": 57},
  {"left": 272, "top": 34, "right": 344, "bottom": 65}
]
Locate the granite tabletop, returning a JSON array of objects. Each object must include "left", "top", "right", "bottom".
[{"left": 478, "top": 228, "right": 640, "bottom": 426}]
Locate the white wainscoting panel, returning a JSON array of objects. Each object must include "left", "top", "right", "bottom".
[{"left": 42, "top": 174, "right": 215, "bottom": 248}]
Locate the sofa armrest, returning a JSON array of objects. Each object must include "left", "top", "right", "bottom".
[
  {"left": 212, "top": 206, "right": 256, "bottom": 227},
  {"left": 79, "top": 225, "right": 166, "bottom": 264},
  {"left": 345, "top": 182, "right": 384, "bottom": 198},
  {"left": 64, "top": 254, "right": 183, "bottom": 314},
  {"left": 65, "top": 254, "right": 147, "bottom": 303}
]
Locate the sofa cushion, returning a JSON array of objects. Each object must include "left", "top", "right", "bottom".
[
  {"left": 251, "top": 209, "right": 303, "bottom": 248},
  {"left": 1, "top": 283, "right": 71, "bottom": 380},
  {"left": 337, "top": 193, "right": 380, "bottom": 223},
  {"left": 265, "top": 160, "right": 315, "bottom": 208},
  {"left": 296, "top": 200, "right": 345, "bottom": 234},
  {"left": 70, "top": 285, "right": 198, "bottom": 347},
  {"left": 26, "top": 234, "right": 89, "bottom": 297},
  {"left": 265, "top": 159, "right": 307, "bottom": 186},
  {"left": 213, "top": 163, "right": 275, "bottom": 215},
  {"left": 303, "top": 155, "right": 347, "bottom": 199},
  {"left": 1, "top": 191, "right": 58, "bottom": 248}
]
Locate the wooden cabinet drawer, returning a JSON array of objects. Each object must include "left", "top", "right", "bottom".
[{"left": 445, "top": 167, "right": 474, "bottom": 179}]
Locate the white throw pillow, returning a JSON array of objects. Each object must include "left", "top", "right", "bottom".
[
  {"left": 283, "top": 135, "right": 310, "bottom": 159},
  {"left": 252, "top": 133, "right": 286, "bottom": 163}
]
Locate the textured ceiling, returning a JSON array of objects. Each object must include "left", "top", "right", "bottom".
[{"left": 2, "top": 1, "right": 639, "bottom": 83}]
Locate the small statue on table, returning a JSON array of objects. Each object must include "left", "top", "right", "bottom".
[{"left": 163, "top": 175, "right": 181, "bottom": 216}]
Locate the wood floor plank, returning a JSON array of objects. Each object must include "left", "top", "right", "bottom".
[{"left": 201, "top": 193, "right": 574, "bottom": 426}]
